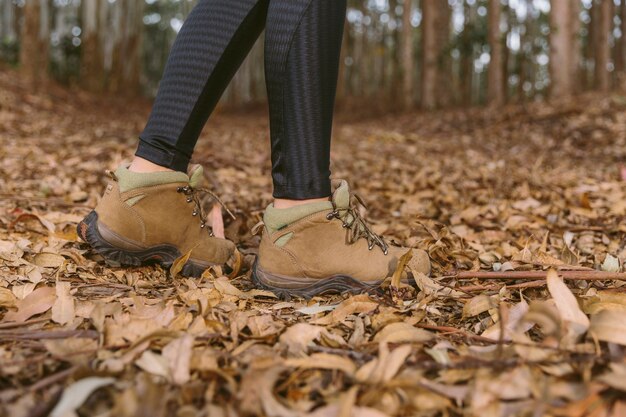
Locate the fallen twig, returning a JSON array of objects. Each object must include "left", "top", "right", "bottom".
[
  {"left": 457, "top": 279, "right": 549, "bottom": 292},
  {"left": 456, "top": 270, "right": 626, "bottom": 281},
  {"left": 0, "top": 318, "right": 49, "bottom": 330},
  {"left": 26, "top": 366, "right": 79, "bottom": 393},
  {"left": 0, "top": 329, "right": 99, "bottom": 340}
]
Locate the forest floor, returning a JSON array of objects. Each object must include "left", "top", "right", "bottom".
[{"left": 2, "top": 67, "right": 626, "bottom": 417}]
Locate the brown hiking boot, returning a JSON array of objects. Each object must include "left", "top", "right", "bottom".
[
  {"left": 252, "top": 180, "right": 431, "bottom": 298},
  {"left": 77, "top": 165, "right": 240, "bottom": 277}
]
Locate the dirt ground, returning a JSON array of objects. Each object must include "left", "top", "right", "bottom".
[{"left": 2, "top": 68, "right": 626, "bottom": 416}]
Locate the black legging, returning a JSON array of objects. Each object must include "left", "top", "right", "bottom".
[{"left": 136, "top": 0, "right": 346, "bottom": 200}]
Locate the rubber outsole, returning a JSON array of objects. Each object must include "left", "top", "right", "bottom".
[
  {"left": 251, "top": 259, "right": 385, "bottom": 300},
  {"left": 77, "top": 211, "right": 209, "bottom": 277}
]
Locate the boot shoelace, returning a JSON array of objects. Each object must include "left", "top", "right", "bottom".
[
  {"left": 177, "top": 185, "right": 235, "bottom": 237},
  {"left": 326, "top": 193, "right": 389, "bottom": 255}
]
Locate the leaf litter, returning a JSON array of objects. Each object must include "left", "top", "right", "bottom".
[{"left": 2, "top": 70, "right": 626, "bottom": 416}]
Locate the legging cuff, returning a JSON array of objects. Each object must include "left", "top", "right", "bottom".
[
  {"left": 135, "top": 138, "right": 190, "bottom": 172},
  {"left": 272, "top": 181, "right": 332, "bottom": 200}
]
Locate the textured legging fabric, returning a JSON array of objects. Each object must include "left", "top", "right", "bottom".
[{"left": 136, "top": 0, "right": 346, "bottom": 199}]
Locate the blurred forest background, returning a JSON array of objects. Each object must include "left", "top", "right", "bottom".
[{"left": 3, "top": 0, "right": 626, "bottom": 111}]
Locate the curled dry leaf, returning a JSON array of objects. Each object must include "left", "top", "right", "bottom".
[
  {"left": 135, "top": 350, "right": 170, "bottom": 379},
  {"left": 311, "top": 294, "right": 378, "bottom": 325},
  {"left": 279, "top": 323, "right": 329, "bottom": 356},
  {"left": 162, "top": 333, "right": 195, "bottom": 385},
  {"left": 49, "top": 377, "right": 116, "bottom": 417},
  {"left": 356, "top": 343, "right": 412, "bottom": 384},
  {"left": 462, "top": 294, "right": 497, "bottom": 318},
  {"left": 589, "top": 309, "right": 626, "bottom": 346},
  {"left": 170, "top": 249, "right": 193, "bottom": 278},
  {"left": 373, "top": 321, "right": 433, "bottom": 344},
  {"left": 33, "top": 252, "right": 65, "bottom": 268},
  {"left": 0, "top": 287, "right": 17, "bottom": 308},
  {"left": 391, "top": 249, "right": 412, "bottom": 288},
  {"left": 546, "top": 269, "right": 590, "bottom": 342},
  {"left": 284, "top": 352, "right": 356, "bottom": 375},
  {"left": 43, "top": 338, "right": 98, "bottom": 365}
]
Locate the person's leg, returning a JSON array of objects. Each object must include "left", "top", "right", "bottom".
[
  {"left": 264, "top": 0, "right": 346, "bottom": 207},
  {"left": 133, "top": 0, "right": 270, "bottom": 174},
  {"left": 255, "top": 0, "right": 431, "bottom": 298},
  {"left": 79, "top": 0, "right": 270, "bottom": 277}
]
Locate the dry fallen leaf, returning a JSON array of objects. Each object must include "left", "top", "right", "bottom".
[
  {"left": 373, "top": 321, "right": 433, "bottom": 344},
  {"left": 50, "top": 377, "right": 116, "bottom": 417},
  {"left": 589, "top": 309, "right": 626, "bottom": 346},
  {"left": 546, "top": 269, "right": 590, "bottom": 342},
  {"left": 3, "top": 285, "right": 56, "bottom": 323},
  {"left": 51, "top": 281, "right": 75, "bottom": 325}
]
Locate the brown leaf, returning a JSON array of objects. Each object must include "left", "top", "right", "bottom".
[
  {"left": 373, "top": 322, "right": 433, "bottom": 344},
  {"left": 33, "top": 252, "right": 65, "bottom": 268},
  {"left": 51, "top": 281, "right": 75, "bottom": 325},
  {"left": 589, "top": 310, "right": 626, "bottom": 346},
  {"left": 547, "top": 269, "right": 589, "bottom": 341},
  {"left": 3, "top": 285, "right": 55, "bottom": 323},
  {"left": 170, "top": 248, "right": 193, "bottom": 278}
]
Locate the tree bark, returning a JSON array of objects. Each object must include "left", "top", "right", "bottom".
[
  {"left": 595, "top": 0, "right": 612, "bottom": 91},
  {"left": 549, "top": 0, "right": 574, "bottom": 98},
  {"left": 80, "top": 0, "right": 104, "bottom": 92},
  {"left": 570, "top": 0, "right": 581, "bottom": 94},
  {"left": 487, "top": 0, "right": 504, "bottom": 105},
  {"left": 401, "top": 0, "right": 415, "bottom": 109},
  {"left": 19, "top": 0, "right": 49, "bottom": 89},
  {"left": 421, "top": 0, "right": 439, "bottom": 109},
  {"left": 616, "top": 0, "right": 626, "bottom": 88},
  {"left": 435, "top": 4, "right": 452, "bottom": 107}
]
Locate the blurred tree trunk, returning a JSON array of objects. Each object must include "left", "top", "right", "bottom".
[
  {"left": 401, "top": 0, "right": 414, "bottom": 109},
  {"left": 615, "top": 0, "right": 626, "bottom": 87},
  {"left": 121, "top": 0, "right": 144, "bottom": 95},
  {"left": 108, "top": 0, "right": 124, "bottom": 93},
  {"left": 359, "top": 18, "right": 369, "bottom": 97},
  {"left": 436, "top": 4, "right": 452, "bottom": 106},
  {"left": 20, "top": 0, "right": 49, "bottom": 89},
  {"left": 1, "top": 0, "right": 16, "bottom": 46},
  {"left": 421, "top": 0, "right": 437, "bottom": 108},
  {"left": 460, "top": 3, "right": 473, "bottom": 105},
  {"left": 487, "top": 0, "right": 504, "bottom": 105},
  {"left": 570, "top": 0, "right": 581, "bottom": 93},
  {"left": 549, "top": 0, "right": 574, "bottom": 98},
  {"left": 595, "top": 0, "right": 612, "bottom": 91},
  {"left": 80, "top": 0, "right": 104, "bottom": 92},
  {"left": 421, "top": 0, "right": 450, "bottom": 109}
]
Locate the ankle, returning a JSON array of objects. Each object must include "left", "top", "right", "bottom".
[
  {"left": 129, "top": 157, "right": 175, "bottom": 173},
  {"left": 273, "top": 197, "right": 330, "bottom": 209}
]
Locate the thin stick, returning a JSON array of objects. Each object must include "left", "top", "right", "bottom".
[
  {"left": 0, "top": 330, "right": 99, "bottom": 340},
  {"left": 0, "top": 318, "right": 50, "bottom": 330},
  {"left": 456, "top": 270, "right": 626, "bottom": 281},
  {"left": 457, "top": 279, "right": 549, "bottom": 292},
  {"left": 27, "top": 366, "right": 78, "bottom": 393}
]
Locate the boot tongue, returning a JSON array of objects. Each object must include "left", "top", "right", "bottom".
[
  {"left": 188, "top": 164, "right": 204, "bottom": 188},
  {"left": 332, "top": 180, "right": 351, "bottom": 209}
]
